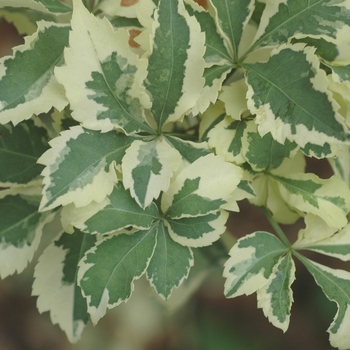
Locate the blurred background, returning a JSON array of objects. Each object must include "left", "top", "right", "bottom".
[{"left": 0, "top": 17, "right": 346, "bottom": 350}]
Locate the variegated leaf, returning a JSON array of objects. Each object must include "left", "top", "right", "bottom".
[
  {"left": 32, "top": 229, "right": 96, "bottom": 343},
  {"left": 209, "top": 0, "right": 255, "bottom": 60},
  {"left": 296, "top": 222, "right": 350, "bottom": 262},
  {"left": 0, "top": 191, "right": 54, "bottom": 279},
  {"left": 0, "top": 21, "right": 69, "bottom": 125},
  {"left": 55, "top": 0, "right": 153, "bottom": 134},
  {"left": 39, "top": 126, "right": 135, "bottom": 211},
  {"left": 62, "top": 183, "right": 160, "bottom": 235},
  {"left": 273, "top": 173, "right": 350, "bottom": 229},
  {"left": 329, "top": 144, "right": 350, "bottom": 186},
  {"left": 78, "top": 227, "right": 157, "bottom": 325},
  {"left": 146, "top": 221, "right": 193, "bottom": 299},
  {"left": 144, "top": 0, "right": 205, "bottom": 129},
  {"left": 241, "top": 121, "right": 299, "bottom": 172},
  {"left": 96, "top": 0, "right": 140, "bottom": 17},
  {"left": 0, "top": 120, "right": 49, "bottom": 186},
  {"left": 0, "top": 0, "right": 72, "bottom": 14},
  {"left": 224, "top": 231, "right": 288, "bottom": 298},
  {"left": 165, "top": 209, "right": 228, "bottom": 248},
  {"left": 161, "top": 153, "right": 243, "bottom": 219},
  {"left": 122, "top": 138, "right": 182, "bottom": 208},
  {"left": 257, "top": 253, "right": 295, "bottom": 332},
  {"left": 245, "top": 44, "right": 350, "bottom": 156},
  {"left": 164, "top": 135, "right": 210, "bottom": 164},
  {"left": 246, "top": 0, "right": 350, "bottom": 56},
  {"left": 300, "top": 257, "right": 350, "bottom": 350},
  {"left": 207, "top": 116, "right": 248, "bottom": 164}
]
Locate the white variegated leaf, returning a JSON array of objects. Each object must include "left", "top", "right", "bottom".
[
  {"left": 122, "top": 138, "right": 182, "bottom": 208},
  {"left": 0, "top": 0, "right": 72, "bottom": 14}
]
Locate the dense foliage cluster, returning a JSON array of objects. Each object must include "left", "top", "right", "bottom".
[{"left": 1, "top": 0, "right": 350, "bottom": 348}]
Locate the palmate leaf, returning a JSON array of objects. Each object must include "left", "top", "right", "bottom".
[
  {"left": 161, "top": 153, "right": 243, "bottom": 219},
  {"left": 0, "top": 0, "right": 72, "bottom": 14},
  {"left": 144, "top": 0, "right": 205, "bottom": 129},
  {"left": 146, "top": 220, "right": 193, "bottom": 299},
  {"left": 0, "top": 21, "right": 69, "bottom": 125},
  {"left": 39, "top": 126, "right": 136, "bottom": 211},
  {"left": 55, "top": 0, "right": 153, "bottom": 134},
  {"left": 122, "top": 138, "right": 182, "bottom": 208},
  {"left": 244, "top": 44, "right": 350, "bottom": 157},
  {"left": 224, "top": 231, "right": 288, "bottom": 298},
  {"left": 78, "top": 226, "right": 157, "bottom": 325},
  {"left": 209, "top": 0, "right": 255, "bottom": 60},
  {"left": 273, "top": 173, "right": 350, "bottom": 230},
  {"left": 62, "top": 183, "right": 160, "bottom": 235},
  {"left": 165, "top": 209, "right": 229, "bottom": 248},
  {"left": 246, "top": 0, "right": 350, "bottom": 56},
  {"left": 257, "top": 253, "right": 296, "bottom": 332},
  {"left": 0, "top": 191, "right": 54, "bottom": 279},
  {"left": 32, "top": 229, "right": 96, "bottom": 343},
  {"left": 299, "top": 256, "right": 350, "bottom": 350},
  {"left": 0, "top": 120, "right": 49, "bottom": 186}
]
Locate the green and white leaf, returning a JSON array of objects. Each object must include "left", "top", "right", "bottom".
[
  {"left": 199, "top": 100, "right": 225, "bottom": 141},
  {"left": 39, "top": 126, "right": 135, "bottom": 211},
  {"left": 241, "top": 121, "right": 298, "bottom": 172},
  {"left": 218, "top": 78, "right": 249, "bottom": 120},
  {"left": 0, "top": 120, "right": 49, "bottom": 186},
  {"left": 0, "top": 21, "right": 69, "bottom": 125},
  {"left": 144, "top": 0, "right": 205, "bottom": 129},
  {"left": 162, "top": 153, "right": 243, "bottom": 219},
  {"left": 209, "top": 0, "right": 255, "bottom": 60},
  {"left": 165, "top": 209, "right": 228, "bottom": 248},
  {"left": 0, "top": 0, "right": 72, "bottom": 14},
  {"left": 0, "top": 191, "right": 54, "bottom": 279},
  {"left": 273, "top": 173, "right": 350, "bottom": 229},
  {"left": 329, "top": 144, "right": 350, "bottom": 186},
  {"left": 247, "top": 0, "right": 350, "bottom": 55},
  {"left": 146, "top": 221, "right": 193, "bottom": 299},
  {"left": 55, "top": 0, "right": 152, "bottom": 134},
  {"left": 122, "top": 138, "right": 182, "bottom": 208},
  {"left": 62, "top": 183, "right": 160, "bottom": 235},
  {"left": 257, "top": 253, "right": 295, "bottom": 332},
  {"left": 300, "top": 257, "right": 350, "bottom": 350},
  {"left": 207, "top": 116, "right": 248, "bottom": 164},
  {"left": 245, "top": 44, "right": 350, "bottom": 156},
  {"left": 296, "top": 222, "right": 350, "bottom": 262},
  {"left": 32, "top": 229, "right": 96, "bottom": 343},
  {"left": 164, "top": 135, "right": 211, "bottom": 164},
  {"left": 224, "top": 231, "right": 288, "bottom": 298},
  {"left": 78, "top": 227, "right": 157, "bottom": 325},
  {"left": 96, "top": 0, "right": 140, "bottom": 17}
]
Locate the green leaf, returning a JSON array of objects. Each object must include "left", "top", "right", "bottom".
[
  {"left": 0, "top": 191, "right": 54, "bottom": 279},
  {"left": 32, "top": 229, "right": 96, "bottom": 343},
  {"left": 39, "top": 126, "right": 135, "bottom": 211},
  {"left": 257, "top": 253, "right": 295, "bottom": 332},
  {"left": 78, "top": 227, "right": 157, "bottom": 325},
  {"left": 209, "top": 0, "right": 255, "bottom": 59},
  {"left": 144, "top": 0, "right": 205, "bottom": 129},
  {"left": 146, "top": 221, "right": 193, "bottom": 299},
  {"left": 0, "top": 0, "right": 72, "bottom": 14},
  {"left": 0, "top": 120, "right": 49, "bottom": 186},
  {"left": 122, "top": 138, "right": 182, "bottom": 208},
  {"left": 162, "top": 153, "right": 243, "bottom": 219},
  {"left": 165, "top": 210, "right": 228, "bottom": 248},
  {"left": 244, "top": 44, "right": 350, "bottom": 156},
  {"left": 273, "top": 173, "right": 350, "bottom": 229},
  {"left": 54, "top": 0, "right": 153, "bottom": 134},
  {"left": 242, "top": 121, "right": 298, "bottom": 172},
  {"left": 62, "top": 183, "right": 160, "bottom": 235},
  {"left": 0, "top": 21, "right": 69, "bottom": 125},
  {"left": 299, "top": 256, "right": 350, "bottom": 350},
  {"left": 247, "top": 0, "right": 350, "bottom": 55},
  {"left": 224, "top": 231, "right": 288, "bottom": 298}
]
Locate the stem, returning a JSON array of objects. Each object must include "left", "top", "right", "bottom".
[{"left": 262, "top": 206, "right": 291, "bottom": 247}]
